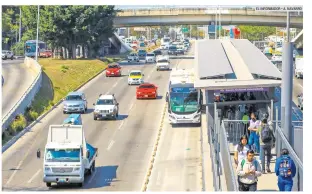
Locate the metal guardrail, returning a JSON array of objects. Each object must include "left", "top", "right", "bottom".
[
  {"left": 275, "top": 125, "right": 303, "bottom": 191},
  {"left": 2, "top": 57, "right": 42, "bottom": 132},
  {"left": 220, "top": 120, "right": 239, "bottom": 191},
  {"left": 220, "top": 119, "right": 303, "bottom": 191}
]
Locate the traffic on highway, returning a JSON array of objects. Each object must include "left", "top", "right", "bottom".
[{"left": 2, "top": 5, "right": 303, "bottom": 192}]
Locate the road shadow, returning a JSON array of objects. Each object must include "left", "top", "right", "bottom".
[
  {"left": 84, "top": 165, "right": 119, "bottom": 189},
  {"left": 136, "top": 95, "right": 163, "bottom": 100},
  {"left": 95, "top": 114, "right": 128, "bottom": 121},
  {"left": 171, "top": 123, "right": 201, "bottom": 128},
  {"left": 48, "top": 165, "right": 119, "bottom": 190}
]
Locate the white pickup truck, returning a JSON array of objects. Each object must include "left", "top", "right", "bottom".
[{"left": 39, "top": 114, "right": 97, "bottom": 187}]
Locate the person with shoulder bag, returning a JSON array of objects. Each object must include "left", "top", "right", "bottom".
[{"left": 257, "top": 112, "right": 275, "bottom": 173}]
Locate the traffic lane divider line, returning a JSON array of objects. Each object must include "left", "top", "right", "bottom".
[
  {"left": 27, "top": 169, "right": 41, "bottom": 184},
  {"left": 141, "top": 102, "right": 167, "bottom": 192},
  {"left": 107, "top": 140, "right": 115, "bottom": 151}
]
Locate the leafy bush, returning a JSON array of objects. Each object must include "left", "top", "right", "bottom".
[
  {"left": 25, "top": 110, "right": 39, "bottom": 122},
  {"left": 11, "top": 41, "right": 25, "bottom": 56},
  {"left": 9, "top": 115, "right": 27, "bottom": 135}
]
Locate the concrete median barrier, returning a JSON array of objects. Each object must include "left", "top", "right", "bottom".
[{"left": 2, "top": 57, "right": 42, "bottom": 134}]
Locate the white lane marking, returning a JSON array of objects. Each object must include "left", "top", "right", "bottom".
[
  {"left": 128, "top": 102, "right": 135, "bottom": 112},
  {"left": 107, "top": 140, "right": 115, "bottom": 150},
  {"left": 27, "top": 169, "right": 41, "bottom": 183},
  {"left": 87, "top": 169, "right": 98, "bottom": 185},
  {"left": 6, "top": 160, "right": 23, "bottom": 185},
  {"left": 118, "top": 120, "right": 125, "bottom": 130},
  {"left": 105, "top": 77, "right": 124, "bottom": 95},
  {"left": 156, "top": 172, "right": 162, "bottom": 186}
]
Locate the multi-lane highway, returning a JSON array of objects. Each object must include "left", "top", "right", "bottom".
[
  {"left": 2, "top": 46, "right": 202, "bottom": 191},
  {"left": 2, "top": 59, "right": 36, "bottom": 118}
]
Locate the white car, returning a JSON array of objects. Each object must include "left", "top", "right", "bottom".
[
  {"left": 156, "top": 56, "right": 170, "bottom": 71},
  {"left": 160, "top": 44, "right": 168, "bottom": 50},
  {"left": 127, "top": 53, "right": 140, "bottom": 62},
  {"left": 2, "top": 50, "right": 14, "bottom": 60},
  {"left": 145, "top": 53, "right": 156, "bottom": 63},
  {"left": 93, "top": 94, "right": 119, "bottom": 120},
  {"left": 128, "top": 70, "right": 144, "bottom": 85}
]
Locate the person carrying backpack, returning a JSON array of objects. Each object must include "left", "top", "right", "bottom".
[
  {"left": 257, "top": 112, "right": 275, "bottom": 173},
  {"left": 275, "top": 148, "right": 297, "bottom": 191},
  {"left": 237, "top": 150, "right": 262, "bottom": 191}
]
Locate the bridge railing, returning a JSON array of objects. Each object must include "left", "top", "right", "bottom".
[{"left": 117, "top": 7, "right": 303, "bottom": 17}]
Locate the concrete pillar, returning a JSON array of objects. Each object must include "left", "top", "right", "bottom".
[{"left": 281, "top": 42, "right": 294, "bottom": 147}]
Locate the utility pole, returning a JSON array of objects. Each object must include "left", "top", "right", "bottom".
[
  {"left": 218, "top": 6, "right": 221, "bottom": 39},
  {"left": 19, "top": 7, "right": 22, "bottom": 42},
  {"left": 215, "top": 6, "right": 217, "bottom": 39},
  {"left": 35, "top": 5, "right": 40, "bottom": 61},
  {"left": 281, "top": 11, "right": 294, "bottom": 148}
]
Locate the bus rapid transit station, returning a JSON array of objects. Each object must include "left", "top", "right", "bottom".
[{"left": 194, "top": 39, "right": 303, "bottom": 191}]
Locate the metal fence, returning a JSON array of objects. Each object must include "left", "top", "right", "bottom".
[
  {"left": 220, "top": 118, "right": 303, "bottom": 191},
  {"left": 2, "top": 57, "right": 42, "bottom": 132}
]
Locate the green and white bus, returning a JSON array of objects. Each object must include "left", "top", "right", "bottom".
[{"left": 166, "top": 69, "right": 202, "bottom": 125}]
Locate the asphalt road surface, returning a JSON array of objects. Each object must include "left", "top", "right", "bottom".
[
  {"left": 2, "top": 59, "right": 36, "bottom": 118},
  {"left": 2, "top": 58, "right": 192, "bottom": 191},
  {"left": 147, "top": 54, "right": 203, "bottom": 191}
]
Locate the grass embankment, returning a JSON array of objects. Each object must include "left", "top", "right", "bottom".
[{"left": 2, "top": 58, "right": 117, "bottom": 145}]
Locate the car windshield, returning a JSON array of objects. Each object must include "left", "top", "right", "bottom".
[
  {"left": 97, "top": 99, "right": 114, "bottom": 105},
  {"left": 147, "top": 54, "right": 155, "bottom": 56},
  {"left": 130, "top": 72, "right": 142, "bottom": 76},
  {"left": 169, "top": 92, "right": 198, "bottom": 114},
  {"left": 66, "top": 95, "right": 82, "bottom": 101},
  {"left": 138, "top": 50, "right": 146, "bottom": 53},
  {"left": 139, "top": 85, "right": 155, "bottom": 89},
  {"left": 108, "top": 65, "right": 119, "bottom": 68},
  {"left": 157, "top": 59, "right": 168, "bottom": 63},
  {"left": 169, "top": 46, "right": 177, "bottom": 50},
  {"left": 45, "top": 148, "right": 80, "bottom": 162}
]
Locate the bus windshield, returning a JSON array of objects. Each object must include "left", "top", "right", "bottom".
[{"left": 169, "top": 91, "right": 198, "bottom": 114}]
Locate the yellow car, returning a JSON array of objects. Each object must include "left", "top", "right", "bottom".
[{"left": 128, "top": 70, "right": 144, "bottom": 85}]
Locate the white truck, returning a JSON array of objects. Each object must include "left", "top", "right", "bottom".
[
  {"left": 295, "top": 58, "right": 303, "bottom": 79},
  {"left": 156, "top": 55, "right": 170, "bottom": 71},
  {"left": 39, "top": 114, "right": 97, "bottom": 187}
]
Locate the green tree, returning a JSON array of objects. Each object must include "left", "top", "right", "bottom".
[{"left": 238, "top": 25, "right": 276, "bottom": 41}]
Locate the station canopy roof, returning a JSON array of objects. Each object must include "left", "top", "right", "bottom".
[{"left": 194, "top": 39, "right": 282, "bottom": 90}]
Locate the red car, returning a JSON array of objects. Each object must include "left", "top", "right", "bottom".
[
  {"left": 106, "top": 63, "right": 122, "bottom": 77},
  {"left": 136, "top": 83, "right": 158, "bottom": 99},
  {"left": 40, "top": 50, "right": 52, "bottom": 58}
]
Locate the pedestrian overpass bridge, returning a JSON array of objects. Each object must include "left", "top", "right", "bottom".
[{"left": 114, "top": 8, "right": 303, "bottom": 28}]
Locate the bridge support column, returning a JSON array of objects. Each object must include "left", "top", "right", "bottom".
[{"left": 281, "top": 42, "right": 294, "bottom": 148}]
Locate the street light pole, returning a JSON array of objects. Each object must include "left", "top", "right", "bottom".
[
  {"left": 218, "top": 6, "right": 221, "bottom": 39},
  {"left": 35, "top": 5, "right": 40, "bottom": 61},
  {"left": 19, "top": 7, "right": 22, "bottom": 42},
  {"left": 215, "top": 6, "right": 217, "bottom": 39},
  {"left": 281, "top": 11, "right": 294, "bottom": 148}
]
